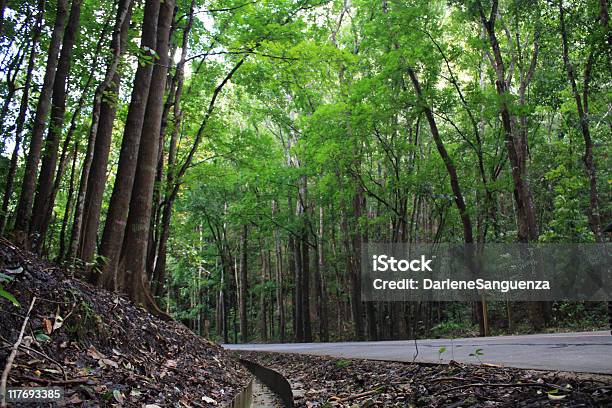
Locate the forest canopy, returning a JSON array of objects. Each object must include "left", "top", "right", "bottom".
[{"left": 0, "top": 0, "right": 610, "bottom": 343}]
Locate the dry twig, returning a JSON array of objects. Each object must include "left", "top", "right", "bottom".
[{"left": 0, "top": 296, "right": 36, "bottom": 407}]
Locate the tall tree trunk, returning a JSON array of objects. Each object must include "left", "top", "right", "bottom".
[
  {"left": 272, "top": 200, "right": 286, "bottom": 342},
  {"left": 559, "top": 2, "right": 603, "bottom": 243},
  {"left": 0, "top": 0, "right": 45, "bottom": 235},
  {"left": 151, "top": 0, "right": 196, "bottom": 296},
  {"left": 57, "top": 141, "right": 79, "bottom": 260},
  {"left": 13, "top": 0, "right": 68, "bottom": 244},
  {"left": 299, "top": 177, "right": 312, "bottom": 342},
  {"left": 31, "top": 0, "right": 82, "bottom": 251},
  {"left": 39, "top": 17, "right": 110, "bottom": 253},
  {"left": 119, "top": 0, "right": 174, "bottom": 309},
  {"left": 315, "top": 205, "right": 328, "bottom": 341},
  {"left": 259, "top": 245, "right": 268, "bottom": 342},
  {"left": 292, "top": 218, "right": 303, "bottom": 342},
  {"left": 75, "top": 0, "right": 133, "bottom": 264},
  {"left": 239, "top": 224, "right": 249, "bottom": 342},
  {"left": 362, "top": 197, "right": 377, "bottom": 341},
  {"left": 96, "top": 0, "right": 160, "bottom": 289},
  {"left": 407, "top": 67, "right": 487, "bottom": 336},
  {"left": 352, "top": 185, "right": 365, "bottom": 341},
  {"left": 477, "top": 0, "right": 542, "bottom": 330}
]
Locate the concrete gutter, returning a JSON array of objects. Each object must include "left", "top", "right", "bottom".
[{"left": 239, "top": 358, "right": 294, "bottom": 407}]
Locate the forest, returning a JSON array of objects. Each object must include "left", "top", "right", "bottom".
[{"left": 0, "top": 0, "right": 610, "bottom": 345}]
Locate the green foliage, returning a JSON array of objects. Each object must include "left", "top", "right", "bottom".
[
  {"left": 0, "top": 272, "right": 19, "bottom": 307},
  {"left": 335, "top": 358, "right": 352, "bottom": 368},
  {"left": 1, "top": 0, "right": 608, "bottom": 342}
]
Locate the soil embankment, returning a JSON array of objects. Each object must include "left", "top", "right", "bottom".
[{"left": 0, "top": 238, "right": 250, "bottom": 407}]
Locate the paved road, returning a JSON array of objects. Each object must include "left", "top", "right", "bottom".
[{"left": 224, "top": 331, "right": 612, "bottom": 374}]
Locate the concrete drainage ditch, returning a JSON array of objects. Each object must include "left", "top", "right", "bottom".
[{"left": 229, "top": 358, "right": 294, "bottom": 408}]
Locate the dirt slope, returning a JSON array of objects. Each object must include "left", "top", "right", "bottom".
[{"left": 0, "top": 238, "right": 250, "bottom": 407}]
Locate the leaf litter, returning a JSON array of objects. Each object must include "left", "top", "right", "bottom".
[
  {"left": 236, "top": 350, "right": 612, "bottom": 407},
  {"left": 0, "top": 238, "right": 250, "bottom": 407}
]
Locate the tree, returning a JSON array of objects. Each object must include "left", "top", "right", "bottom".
[
  {"left": 30, "top": 0, "right": 82, "bottom": 251},
  {"left": 119, "top": 0, "right": 175, "bottom": 308},
  {"left": 96, "top": 0, "right": 161, "bottom": 289},
  {"left": 13, "top": 0, "right": 68, "bottom": 244}
]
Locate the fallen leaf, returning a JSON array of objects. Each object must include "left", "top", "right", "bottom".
[
  {"left": 548, "top": 394, "right": 567, "bottom": 401},
  {"left": 87, "top": 345, "right": 106, "bottom": 360},
  {"left": 163, "top": 359, "right": 177, "bottom": 368},
  {"left": 202, "top": 395, "right": 217, "bottom": 404},
  {"left": 53, "top": 312, "right": 64, "bottom": 331},
  {"left": 113, "top": 389, "right": 124, "bottom": 403},
  {"left": 43, "top": 318, "right": 53, "bottom": 334},
  {"left": 102, "top": 358, "right": 119, "bottom": 368}
]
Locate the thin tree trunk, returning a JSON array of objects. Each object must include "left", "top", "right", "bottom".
[
  {"left": 299, "top": 177, "right": 312, "bottom": 342},
  {"left": 239, "top": 224, "right": 249, "bottom": 342},
  {"left": 39, "top": 17, "right": 110, "bottom": 252},
  {"left": 559, "top": 3, "right": 603, "bottom": 242},
  {"left": 272, "top": 200, "right": 286, "bottom": 342},
  {"left": 13, "top": 0, "right": 68, "bottom": 244},
  {"left": 351, "top": 185, "right": 365, "bottom": 341},
  {"left": 315, "top": 205, "right": 328, "bottom": 341},
  {"left": 75, "top": 0, "right": 133, "bottom": 264},
  {"left": 151, "top": 0, "right": 196, "bottom": 296},
  {"left": 57, "top": 141, "right": 79, "bottom": 260},
  {"left": 31, "top": 0, "right": 82, "bottom": 251},
  {"left": 0, "top": 46, "right": 26, "bottom": 130},
  {"left": 407, "top": 67, "right": 486, "bottom": 336},
  {"left": 0, "top": 0, "right": 45, "bottom": 235},
  {"left": 259, "top": 244, "right": 268, "bottom": 341},
  {"left": 477, "top": 0, "right": 541, "bottom": 330}
]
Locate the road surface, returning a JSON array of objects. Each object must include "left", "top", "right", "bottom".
[{"left": 224, "top": 331, "right": 612, "bottom": 374}]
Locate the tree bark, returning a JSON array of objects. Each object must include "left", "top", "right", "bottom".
[
  {"left": 30, "top": 0, "right": 82, "bottom": 251},
  {"left": 0, "top": 0, "right": 45, "bottom": 235},
  {"left": 272, "top": 200, "right": 286, "bottom": 342},
  {"left": 259, "top": 245, "right": 268, "bottom": 342},
  {"left": 299, "top": 176, "right": 312, "bottom": 342},
  {"left": 13, "top": 0, "right": 68, "bottom": 243},
  {"left": 239, "top": 224, "right": 249, "bottom": 342},
  {"left": 96, "top": 0, "right": 160, "bottom": 289},
  {"left": 74, "top": 0, "right": 133, "bottom": 264},
  {"left": 315, "top": 205, "right": 328, "bottom": 341},
  {"left": 57, "top": 141, "right": 79, "bottom": 260},
  {"left": 119, "top": 0, "right": 174, "bottom": 308},
  {"left": 38, "top": 17, "right": 110, "bottom": 254},
  {"left": 151, "top": 0, "right": 196, "bottom": 297}
]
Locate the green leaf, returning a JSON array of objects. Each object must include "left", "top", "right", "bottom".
[
  {"left": 0, "top": 286, "right": 19, "bottom": 307},
  {"left": 35, "top": 332, "right": 52, "bottom": 342}
]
